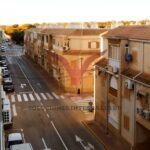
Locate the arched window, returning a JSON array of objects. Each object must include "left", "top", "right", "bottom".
[{"left": 109, "top": 76, "right": 118, "bottom": 97}]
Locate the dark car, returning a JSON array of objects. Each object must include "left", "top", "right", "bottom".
[
  {"left": 3, "top": 80, "right": 14, "bottom": 92},
  {"left": 0, "top": 55, "right": 6, "bottom": 60},
  {"left": 0, "top": 62, "right": 8, "bottom": 67}
]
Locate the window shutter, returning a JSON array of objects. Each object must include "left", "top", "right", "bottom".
[
  {"left": 124, "top": 85, "right": 130, "bottom": 100},
  {"left": 88, "top": 42, "right": 91, "bottom": 48},
  {"left": 96, "top": 42, "right": 100, "bottom": 48},
  {"left": 124, "top": 115, "right": 130, "bottom": 131}
]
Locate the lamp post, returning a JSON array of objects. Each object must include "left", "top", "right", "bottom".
[{"left": 80, "top": 57, "right": 83, "bottom": 94}]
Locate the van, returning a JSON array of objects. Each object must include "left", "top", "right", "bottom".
[
  {"left": 2, "top": 99, "right": 13, "bottom": 127},
  {"left": 10, "top": 143, "right": 33, "bottom": 150}
]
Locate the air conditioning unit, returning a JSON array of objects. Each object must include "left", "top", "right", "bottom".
[
  {"left": 125, "top": 79, "right": 134, "bottom": 90},
  {"left": 112, "top": 66, "right": 118, "bottom": 74},
  {"left": 63, "top": 46, "right": 70, "bottom": 51},
  {"left": 142, "top": 110, "right": 150, "bottom": 120}
]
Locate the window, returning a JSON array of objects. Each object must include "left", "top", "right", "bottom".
[
  {"left": 52, "top": 39, "right": 55, "bottom": 44},
  {"left": 88, "top": 42, "right": 99, "bottom": 49},
  {"left": 123, "top": 115, "right": 130, "bottom": 131},
  {"left": 124, "top": 85, "right": 130, "bottom": 100},
  {"left": 109, "top": 46, "right": 119, "bottom": 60},
  {"left": 109, "top": 76, "right": 118, "bottom": 97},
  {"left": 109, "top": 87, "right": 117, "bottom": 97},
  {"left": 46, "top": 36, "right": 48, "bottom": 43},
  {"left": 42, "top": 36, "right": 44, "bottom": 42}
]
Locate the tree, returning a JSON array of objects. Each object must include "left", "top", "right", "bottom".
[
  {"left": 3, "top": 23, "right": 36, "bottom": 45},
  {"left": 11, "top": 31, "right": 24, "bottom": 45}
]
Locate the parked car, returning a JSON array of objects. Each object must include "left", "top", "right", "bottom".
[
  {"left": 0, "top": 61, "right": 7, "bottom": 67},
  {"left": 2, "top": 98, "right": 13, "bottom": 128},
  {"left": 0, "top": 55, "right": 6, "bottom": 60},
  {"left": 3, "top": 80, "right": 14, "bottom": 92},
  {"left": 1, "top": 66, "right": 9, "bottom": 73},
  {"left": 0, "top": 48, "right": 6, "bottom": 52},
  {"left": 10, "top": 143, "right": 33, "bottom": 150},
  {"left": 7, "top": 133, "right": 24, "bottom": 148},
  {"left": 3, "top": 74, "right": 11, "bottom": 80}
]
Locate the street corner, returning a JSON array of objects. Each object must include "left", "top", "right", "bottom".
[{"left": 82, "top": 120, "right": 107, "bottom": 150}]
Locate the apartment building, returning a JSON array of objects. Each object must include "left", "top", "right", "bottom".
[
  {"left": 24, "top": 28, "right": 108, "bottom": 93},
  {"left": 94, "top": 26, "right": 150, "bottom": 150}
]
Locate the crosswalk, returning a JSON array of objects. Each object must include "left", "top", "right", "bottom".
[
  {"left": 8, "top": 92, "right": 63, "bottom": 103},
  {"left": 72, "top": 98, "right": 94, "bottom": 112}
]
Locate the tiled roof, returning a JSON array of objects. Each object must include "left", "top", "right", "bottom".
[
  {"left": 26, "top": 28, "right": 44, "bottom": 33},
  {"left": 28, "top": 28, "right": 108, "bottom": 36},
  {"left": 95, "top": 57, "right": 108, "bottom": 68},
  {"left": 122, "top": 69, "right": 150, "bottom": 86},
  {"left": 135, "top": 73, "right": 150, "bottom": 86},
  {"left": 103, "top": 26, "right": 150, "bottom": 40},
  {"left": 121, "top": 69, "right": 140, "bottom": 78}
]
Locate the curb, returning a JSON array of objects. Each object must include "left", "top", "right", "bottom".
[{"left": 82, "top": 121, "right": 108, "bottom": 150}]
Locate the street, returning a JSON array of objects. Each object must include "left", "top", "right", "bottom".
[{"left": 3, "top": 44, "right": 104, "bottom": 150}]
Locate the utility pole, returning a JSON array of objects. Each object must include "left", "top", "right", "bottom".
[{"left": 80, "top": 57, "right": 83, "bottom": 94}]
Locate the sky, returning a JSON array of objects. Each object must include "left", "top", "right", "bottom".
[{"left": 0, "top": 0, "right": 150, "bottom": 25}]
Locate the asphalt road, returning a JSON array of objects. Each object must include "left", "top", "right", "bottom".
[{"left": 4, "top": 44, "right": 104, "bottom": 150}]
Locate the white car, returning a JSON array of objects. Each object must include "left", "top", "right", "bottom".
[
  {"left": 10, "top": 143, "right": 33, "bottom": 150},
  {"left": 7, "top": 133, "right": 24, "bottom": 148}
]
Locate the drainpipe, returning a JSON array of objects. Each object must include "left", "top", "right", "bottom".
[
  {"left": 131, "top": 41, "right": 144, "bottom": 150},
  {"left": 106, "top": 73, "right": 109, "bottom": 135},
  {"left": 95, "top": 65, "right": 109, "bottom": 134}
]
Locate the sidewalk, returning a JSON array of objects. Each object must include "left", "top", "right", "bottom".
[{"left": 83, "top": 120, "right": 131, "bottom": 150}]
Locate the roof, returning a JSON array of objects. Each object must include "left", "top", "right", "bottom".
[
  {"left": 27, "top": 28, "right": 108, "bottom": 36},
  {"left": 103, "top": 26, "right": 150, "bottom": 40},
  {"left": 3, "top": 104, "right": 10, "bottom": 111},
  {"left": 135, "top": 73, "right": 150, "bottom": 86},
  {"left": 122, "top": 69, "right": 140, "bottom": 78},
  {"left": 3, "top": 99, "right": 10, "bottom": 105},
  {"left": 122, "top": 69, "right": 150, "bottom": 86},
  {"left": 95, "top": 57, "right": 108, "bottom": 68},
  {"left": 8, "top": 133, "right": 23, "bottom": 142},
  {"left": 10, "top": 143, "right": 33, "bottom": 150}
]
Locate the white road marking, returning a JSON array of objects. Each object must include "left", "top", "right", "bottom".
[
  {"left": 16, "top": 59, "right": 35, "bottom": 93},
  {"left": 17, "top": 94, "right": 22, "bottom": 102},
  {"left": 75, "top": 135, "right": 95, "bottom": 150},
  {"left": 51, "top": 121, "right": 68, "bottom": 150},
  {"left": 42, "top": 137, "right": 51, "bottom": 150},
  {"left": 19, "top": 91, "right": 33, "bottom": 94},
  {"left": 46, "top": 113, "right": 50, "bottom": 118},
  {"left": 11, "top": 95, "right": 15, "bottom": 103},
  {"left": 46, "top": 93, "right": 53, "bottom": 100},
  {"left": 29, "top": 93, "right": 35, "bottom": 101},
  {"left": 12, "top": 104, "right": 17, "bottom": 116},
  {"left": 23, "top": 94, "right": 28, "bottom": 101},
  {"left": 34, "top": 93, "right": 41, "bottom": 101},
  {"left": 20, "top": 83, "right": 26, "bottom": 88},
  {"left": 52, "top": 92, "right": 59, "bottom": 100},
  {"left": 40, "top": 93, "right": 47, "bottom": 100}
]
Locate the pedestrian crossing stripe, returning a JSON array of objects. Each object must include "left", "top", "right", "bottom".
[
  {"left": 29, "top": 93, "right": 35, "bottom": 101},
  {"left": 23, "top": 94, "right": 28, "bottom": 101},
  {"left": 40, "top": 93, "right": 47, "bottom": 100},
  {"left": 52, "top": 92, "right": 59, "bottom": 100},
  {"left": 34, "top": 93, "right": 41, "bottom": 101},
  {"left": 46, "top": 93, "right": 53, "bottom": 100},
  {"left": 8, "top": 92, "right": 62, "bottom": 103},
  {"left": 11, "top": 95, "right": 15, "bottom": 103},
  {"left": 17, "top": 94, "right": 22, "bottom": 102}
]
